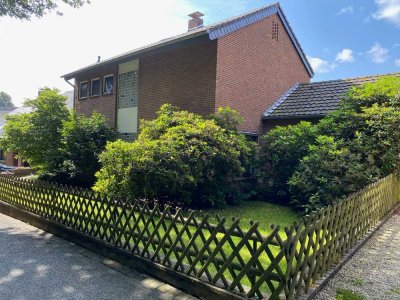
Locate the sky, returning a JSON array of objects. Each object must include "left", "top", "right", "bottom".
[{"left": 0, "top": 0, "right": 399, "bottom": 106}]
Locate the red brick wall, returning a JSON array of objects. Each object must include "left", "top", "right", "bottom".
[
  {"left": 138, "top": 36, "right": 217, "bottom": 123},
  {"left": 74, "top": 64, "right": 118, "bottom": 128},
  {"left": 215, "top": 14, "right": 311, "bottom": 134}
]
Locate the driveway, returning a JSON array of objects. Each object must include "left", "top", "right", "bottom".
[
  {"left": 314, "top": 209, "right": 400, "bottom": 300},
  {"left": 0, "top": 213, "right": 196, "bottom": 300}
]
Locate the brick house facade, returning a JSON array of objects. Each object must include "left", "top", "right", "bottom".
[{"left": 62, "top": 3, "right": 313, "bottom": 140}]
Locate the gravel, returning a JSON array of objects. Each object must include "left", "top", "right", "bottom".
[{"left": 314, "top": 209, "right": 400, "bottom": 300}]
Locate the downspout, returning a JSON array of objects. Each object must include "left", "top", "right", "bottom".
[{"left": 64, "top": 77, "right": 75, "bottom": 109}]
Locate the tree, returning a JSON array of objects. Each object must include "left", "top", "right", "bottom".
[
  {"left": 0, "top": 0, "right": 88, "bottom": 20},
  {"left": 94, "top": 104, "right": 254, "bottom": 208},
  {"left": 60, "top": 111, "right": 116, "bottom": 187},
  {"left": 1, "top": 88, "right": 69, "bottom": 173},
  {"left": 0, "top": 91, "right": 14, "bottom": 108}
]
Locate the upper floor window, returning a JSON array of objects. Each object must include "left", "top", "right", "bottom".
[
  {"left": 79, "top": 81, "right": 88, "bottom": 99},
  {"left": 91, "top": 78, "right": 100, "bottom": 96},
  {"left": 103, "top": 75, "right": 114, "bottom": 95}
]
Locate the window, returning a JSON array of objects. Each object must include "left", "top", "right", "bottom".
[
  {"left": 272, "top": 20, "right": 279, "bottom": 41},
  {"left": 103, "top": 75, "right": 114, "bottom": 95},
  {"left": 91, "top": 78, "right": 100, "bottom": 96},
  {"left": 79, "top": 81, "right": 88, "bottom": 99}
]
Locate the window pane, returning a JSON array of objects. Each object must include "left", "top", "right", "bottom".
[
  {"left": 80, "top": 82, "right": 88, "bottom": 98},
  {"left": 104, "top": 76, "right": 113, "bottom": 95},
  {"left": 91, "top": 79, "right": 100, "bottom": 96}
]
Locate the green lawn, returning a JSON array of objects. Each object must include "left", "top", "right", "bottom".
[
  {"left": 209, "top": 201, "right": 299, "bottom": 236},
  {"left": 8, "top": 185, "right": 299, "bottom": 295}
]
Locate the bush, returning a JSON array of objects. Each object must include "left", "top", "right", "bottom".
[
  {"left": 288, "top": 136, "right": 379, "bottom": 212},
  {"left": 258, "top": 76, "right": 400, "bottom": 212},
  {"left": 258, "top": 121, "right": 318, "bottom": 201},
  {"left": 94, "top": 104, "right": 254, "bottom": 208},
  {"left": 58, "top": 111, "right": 116, "bottom": 187}
]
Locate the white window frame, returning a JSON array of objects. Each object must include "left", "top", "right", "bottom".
[
  {"left": 91, "top": 78, "right": 100, "bottom": 97},
  {"left": 79, "top": 81, "right": 88, "bottom": 99},
  {"left": 103, "top": 74, "right": 114, "bottom": 95}
]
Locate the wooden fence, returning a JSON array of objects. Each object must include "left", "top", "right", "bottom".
[{"left": 0, "top": 174, "right": 398, "bottom": 299}]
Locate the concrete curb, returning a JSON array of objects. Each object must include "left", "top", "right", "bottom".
[{"left": 300, "top": 202, "right": 400, "bottom": 300}]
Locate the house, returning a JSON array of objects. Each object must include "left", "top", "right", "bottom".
[
  {"left": 262, "top": 72, "right": 400, "bottom": 131},
  {"left": 1, "top": 91, "right": 74, "bottom": 167},
  {"left": 62, "top": 3, "right": 314, "bottom": 141}
]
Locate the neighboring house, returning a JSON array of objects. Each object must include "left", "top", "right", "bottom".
[
  {"left": 0, "top": 107, "right": 16, "bottom": 164},
  {"left": 62, "top": 3, "right": 313, "bottom": 141},
  {"left": 0, "top": 91, "right": 74, "bottom": 167},
  {"left": 262, "top": 72, "right": 400, "bottom": 131}
]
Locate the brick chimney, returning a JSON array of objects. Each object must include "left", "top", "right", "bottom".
[{"left": 188, "top": 12, "right": 204, "bottom": 31}]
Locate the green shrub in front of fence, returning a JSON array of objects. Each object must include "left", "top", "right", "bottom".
[{"left": 0, "top": 174, "right": 398, "bottom": 299}]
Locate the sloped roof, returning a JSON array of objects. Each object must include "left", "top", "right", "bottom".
[
  {"left": 62, "top": 2, "right": 313, "bottom": 79},
  {"left": 263, "top": 72, "right": 400, "bottom": 120}
]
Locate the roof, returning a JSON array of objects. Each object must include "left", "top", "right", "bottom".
[
  {"left": 62, "top": 2, "right": 313, "bottom": 79},
  {"left": 263, "top": 72, "right": 400, "bottom": 120}
]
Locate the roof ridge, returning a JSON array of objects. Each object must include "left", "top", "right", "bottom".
[
  {"left": 306, "top": 71, "right": 400, "bottom": 86},
  {"left": 207, "top": 2, "right": 279, "bottom": 30},
  {"left": 263, "top": 82, "right": 300, "bottom": 118}
]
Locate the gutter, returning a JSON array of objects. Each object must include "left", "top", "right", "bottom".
[{"left": 64, "top": 78, "right": 74, "bottom": 88}]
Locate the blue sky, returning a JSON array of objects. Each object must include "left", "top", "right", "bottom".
[
  {"left": 1, "top": 0, "right": 399, "bottom": 105},
  {"left": 190, "top": 0, "right": 400, "bottom": 82}
]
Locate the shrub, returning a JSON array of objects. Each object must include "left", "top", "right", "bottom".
[
  {"left": 258, "top": 121, "right": 318, "bottom": 202},
  {"left": 58, "top": 111, "right": 116, "bottom": 187},
  {"left": 94, "top": 104, "right": 254, "bottom": 208},
  {"left": 288, "top": 135, "right": 379, "bottom": 212},
  {"left": 319, "top": 76, "right": 400, "bottom": 176}
]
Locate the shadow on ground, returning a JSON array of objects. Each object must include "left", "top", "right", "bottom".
[{"left": 0, "top": 216, "right": 175, "bottom": 300}]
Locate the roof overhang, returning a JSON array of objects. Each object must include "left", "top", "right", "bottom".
[
  {"left": 62, "top": 2, "right": 314, "bottom": 80},
  {"left": 62, "top": 30, "right": 208, "bottom": 80},
  {"left": 262, "top": 114, "right": 324, "bottom": 120}
]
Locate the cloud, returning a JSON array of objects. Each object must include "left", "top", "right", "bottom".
[
  {"left": 393, "top": 43, "right": 400, "bottom": 48},
  {"left": 337, "top": 6, "right": 354, "bottom": 15},
  {"left": 373, "top": 0, "right": 400, "bottom": 26},
  {"left": 335, "top": 49, "right": 355, "bottom": 63},
  {"left": 307, "top": 56, "right": 337, "bottom": 73},
  {"left": 367, "top": 42, "right": 389, "bottom": 63},
  {"left": 396, "top": 59, "right": 400, "bottom": 66}
]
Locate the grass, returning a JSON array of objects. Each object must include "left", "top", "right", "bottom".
[
  {"left": 336, "top": 288, "right": 366, "bottom": 300},
  {"left": 389, "top": 287, "right": 400, "bottom": 295},
  {"left": 351, "top": 278, "right": 364, "bottom": 287},
  {"left": 9, "top": 185, "right": 299, "bottom": 295},
  {"left": 209, "top": 201, "right": 299, "bottom": 235}
]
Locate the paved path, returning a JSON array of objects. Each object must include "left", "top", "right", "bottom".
[
  {"left": 0, "top": 213, "right": 196, "bottom": 300},
  {"left": 314, "top": 209, "right": 400, "bottom": 300}
]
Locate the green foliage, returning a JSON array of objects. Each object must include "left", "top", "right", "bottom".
[
  {"left": 1, "top": 88, "right": 69, "bottom": 173},
  {"left": 0, "top": 91, "right": 14, "bottom": 108},
  {"left": 259, "top": 76, "right": 400, "bottom": 212},
  {"left": 94, "top": 104, "right": 254, "bottom": 208},
  {"left": 336, "top": 288, "right": 366, "bottom": 300},
  {"left": 0, "top": 0, "right": 88, "bottom": 20},
  {"left": 209, "top": 107, "right": 244, "bottom": 131},
  {"left": 59, "top": 111, "right": 116, "bottom": 187},
  {"left": 288, "top": 136, "right": 379, "bottom": 212},
  {"left": 258, "top": 121, "right": 318, "bottom": 201}
]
